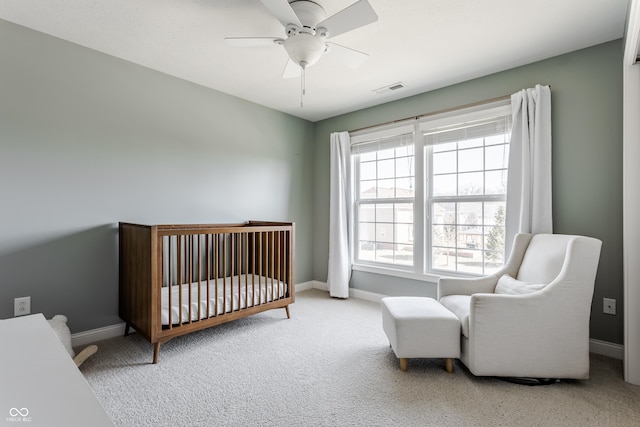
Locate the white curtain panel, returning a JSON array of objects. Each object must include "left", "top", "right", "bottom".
[
  {"left": 505, "top": 85, "right": 553, "bottom": 256},
  {"left": 327, "top": 131, "right": 352, "bottom": 298}
]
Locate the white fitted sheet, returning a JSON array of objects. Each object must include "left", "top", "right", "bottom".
[{"left": 161, "top": 275, "right": 286, "bottom": 325}]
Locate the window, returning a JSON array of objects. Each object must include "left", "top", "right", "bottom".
[
  {"left": 352, "top": 101, "right": 512, "bottom": 277},
  {"left": 353, "top": 131, "right": 415, "bottom": 267}
]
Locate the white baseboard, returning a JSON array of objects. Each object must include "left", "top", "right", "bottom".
[
  {"left": 72, "top": 322, "right": 127, "bottom": 348},
  {"left": 71, "top": 281, "right": 625, "bottom": 361},
  {"left": 590, "top": 338, "right": 624, "bottom": 360},
  {"left": 295, "top": 281, "right": 317, "bottom": 292},
  {"left": 349, "top": 287, "right": 386, "bottom": 303}
]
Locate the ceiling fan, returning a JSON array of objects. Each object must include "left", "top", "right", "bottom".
[{"left": 225, "top": 0, "right": 378, "bottom": 105}]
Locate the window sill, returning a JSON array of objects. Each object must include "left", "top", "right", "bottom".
[
  {"left": 351, "top": 264, "right": 440, "bottom": 283},
  {"left": 351, "top": 263, "right": 485, "bottom": 284}
]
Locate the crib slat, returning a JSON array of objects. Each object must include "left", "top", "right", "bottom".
[
  {"left": 168, "top": 236, "right": 173, "bottom": 328},
  {"left": 271, "top": 231, "right": 275, "bottom": 302},
  {"left": 197, "top": 234, "right": 202, "bottom": 322},
  {"left": 177, "top": 236, "right": 183, "bottom": 327},
  {"left": 258, "top": 232, "right": 263, "bottom": 306},
  {"left": 205, "top": 234, "right": 210, "bottom": 320},
  {"left": 214, "top": 233, "right": 219, "bottom": 318},
  {"left": 223, "top": 233, "right": 228, "bottom": 314},
  {"left": 188, "top": 235, "right": 193, "bottom": 324},
  {"left": 251, "top": 231, "right": 256, "bottom": 307}
]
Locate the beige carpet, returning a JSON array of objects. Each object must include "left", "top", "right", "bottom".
[{"left": 81, "top": 289, "right": 640, "bottom": 426}]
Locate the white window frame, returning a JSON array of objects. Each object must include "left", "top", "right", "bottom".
[{"left": 350, "top": 99, "right": 511, "bottom": 281}]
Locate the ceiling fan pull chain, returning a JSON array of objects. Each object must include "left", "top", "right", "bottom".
[{"left": 300, "top": 62, "right": 307, "bottom": 108}]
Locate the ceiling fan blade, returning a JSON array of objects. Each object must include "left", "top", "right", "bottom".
[
  {"left": 325, "top": 42, "right": 369, "bottom": 69},
  {"left": 225, "top": 37, "right": 283, "bottom": 47},
  {"left": 316, "top": 0, "right": 378, "bottom": 39},
  {"left": 260, "top": 0, "right": 302, "bottom": 28},
  {"left": 282, "top": 59, "right": 301, "bottom": 79}
]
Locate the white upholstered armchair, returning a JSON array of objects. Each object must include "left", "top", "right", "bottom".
[{"left": 437, "top": 233, "right": 602, "bottom": 380}]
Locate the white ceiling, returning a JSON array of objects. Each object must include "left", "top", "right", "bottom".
[{"left": 0, "top": 0, "right": 630, "bottom": 122}]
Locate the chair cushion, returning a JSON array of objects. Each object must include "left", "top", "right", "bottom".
[
  {"left": 439, "top": 295, "right": 471, "bottom": 338},
  {"left": 494, "top": 274, "right": 546, "bottom": 295}
]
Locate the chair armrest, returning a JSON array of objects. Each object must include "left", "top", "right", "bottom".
[{"left": 437, "top": 275, "right": 499, "bottom": 299}]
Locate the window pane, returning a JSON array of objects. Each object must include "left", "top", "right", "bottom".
[
  {"left": 433, "top": 174, "right": 456, "bottom": 196},
  {"left": 359, "top": 241, "right": 375, "bottom": 261},
  {"left": 395, "top": 156, "right": 414, "bottom": 177},
  {"left": 485, "top": 144, "right": 508, "bottom": 170},
  {"left": 395, "top": 203, "right": 413, "bottom": 224},
  {"left": 394, "top": 244, "right": 413, "bottom": 265},
  {"left": 395, "top": 225, "right": 413, "bottom": 244},
  {"left": 484, "top": 202, "right": 505, "bottom": 226},
  {"left": 458, "top": 172, "right": 483, "bottom": 195},
  {"left": 485, "top": 170, "right": 507, "bottom": 195},
  {"left": 457, "top": 225, "right": 482, "bottom": 250},
  {"left": 432, "top": 224, "right": 455, "bottom": 246},
  {"left": 485, "top": 226, "right": 505, "bottom": 263},
  {"left": 433, "top": 151, "right": 456, "bottom": 174},
  {"left": 359, "top": 204, "right": 375, "bottom": 222},
  {"left": 378, "top": 159, "right": 395, "bottom": 179},
  {"left": 456, "top": 249, "right": 483, "bottom": 274},
  {"left": 458, "top": 147, "right": 483, "bottom": 172},
  {"left": 378, "top": 148, "right": 395, "bottom": 160},
  {"left": 376, "top": 179, "right": 395, "bottom": 198},
  {"left": 376, "top": 204, "right": 393, "bottom": 222},
  {"left": 432, "top": 247, "right": 457, "bottom": 272},
  {"left": 458, "top": 202, "right": 482, "bottom": 226},
  {"left": 360, "top": 180, "right": 377, "bottom": 199},
  {"left": 396, "top": 177, "right": 415, "bottom": 197},
  {"left": 360, "top": 161, "right": 376, "bottom": 180},
  {"left": 395, "top": 145, "right": 412, "bottom": 157},
  {"left": 432, "top": 202, "right": 455, "bottom": 224},
  {"left": 359, "top": 222, "right": 375, "bottom": 241},
  {"left": 376, "top": 223, "right": 394, "bottom": 243}
]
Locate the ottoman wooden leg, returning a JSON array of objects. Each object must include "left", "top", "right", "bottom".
[
  {"left": 400, "top": 358, "right": 408, "bottom": 372},
  {"left": 445, "top": 358, "right": 453, "bottom": 373}
]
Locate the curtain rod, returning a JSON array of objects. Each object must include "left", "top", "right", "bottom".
[{"left": 348, "top": 85, "right": 550, "bottom": 135}]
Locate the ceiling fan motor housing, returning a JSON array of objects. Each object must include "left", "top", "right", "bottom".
[{"left": 284, "top": 33, "right": 327, "bottom": 67}]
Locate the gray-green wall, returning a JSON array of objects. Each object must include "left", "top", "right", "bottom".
[
  {"left": 313, "top": 40, "right": 624, "bottom": 345},
  {"left": 0, "top": 19, "right": 315, "bottom": 332},
  {"left": 0, "top": 17, "right": 624, "bottom": 346}
]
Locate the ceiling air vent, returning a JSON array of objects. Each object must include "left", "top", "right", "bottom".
[{"left": 373, "top": 82, "right": 406, "bottom": 95}]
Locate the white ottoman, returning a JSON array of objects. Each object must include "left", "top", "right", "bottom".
[{"left": 381, "top": 296, "right": 460, "bottom": 373}]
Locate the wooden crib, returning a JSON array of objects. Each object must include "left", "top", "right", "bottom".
[{"left": 119, "top": 221, "right": 295, "bottom": 363}]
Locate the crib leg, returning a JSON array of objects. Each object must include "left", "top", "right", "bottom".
[
  {"left": 285, "top": 305, "right": 290, "bottom": 319},
  {"left": 124, "top": 323, "right": 131, "bottom": 337},
  {"left": 153, "top": 342, "right": 161, "bottom": 364}
]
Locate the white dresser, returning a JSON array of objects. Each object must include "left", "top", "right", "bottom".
[{"left": 0, "top": 313, "right": 113, "bottom": 426}]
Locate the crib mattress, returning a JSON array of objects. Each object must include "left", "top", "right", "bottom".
[{"left": 161, "top": 275, "right": 286, "bottom": 325}]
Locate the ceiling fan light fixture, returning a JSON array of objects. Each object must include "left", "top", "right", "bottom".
[{"left": 283, "top": 33, "right": 327, "bottom": 68}]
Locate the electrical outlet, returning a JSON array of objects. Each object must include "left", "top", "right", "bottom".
[
  {"left": 14, "top": 296, "right": 31, "bottom": 317},
  {"left": 603, "top": 298, "right": 616, "bottom": 315}
]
